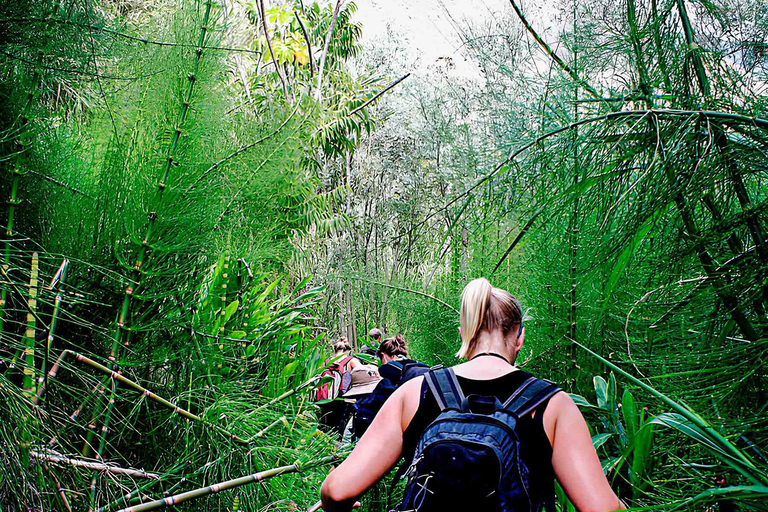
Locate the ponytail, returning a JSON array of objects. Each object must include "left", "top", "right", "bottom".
[
  {"left": 378, "top": 333, "right": 408, "bottom": 358},
  {"left": 333, "top": 337, "right": 351, "bottom": 353},
  {"left": 457, "top": 278, "right": 522, "bottom": 359}
]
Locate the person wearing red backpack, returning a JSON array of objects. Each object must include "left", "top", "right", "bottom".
[
  {"left": 320, "top": 278, "right": 626, "bottom": 512},
  {"left": 316, "top": 337, "right": 361, "bottom": 435}
]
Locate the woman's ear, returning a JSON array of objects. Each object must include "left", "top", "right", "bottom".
[{"left": 511, "top": 327, "right": 524, "bottom": 360}]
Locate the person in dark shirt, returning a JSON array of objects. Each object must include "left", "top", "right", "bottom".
[{"left": 321, "top": 278, "right": 625, "bottom": 512}]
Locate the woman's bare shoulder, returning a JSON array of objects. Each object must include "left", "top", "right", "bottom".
[{"left": 542, "top": 390, "right": 579, "bottom": 443}]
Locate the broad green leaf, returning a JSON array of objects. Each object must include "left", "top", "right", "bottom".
[
  {"left": 230, "top": 331, "right": 247, "bottom": 339},
  {"left": 281, "top": 361, "right": 298, "bottom": 380},
  {"left": 245, "top": 345, "right": 256, "bottom": 358},
  {"left": 575, "top": 340, "right": 766, "bottom": 487},
  {"left": 622, "top": 388, "right": 638, "bottom": 438},
  {"left": 631, "top": 423, "right": 655, "bottom": 494},
  {"left": 569, "top": 393, "right": 597, "bottom": 409},
  {"left": 594, "top": 375, "right": 608, "bottom": 410},
  {"left": 592, "top": 432, "right": 612, "bottom": 450},
  {"left": 290, "top": 275, "right": 312, "bottom": 296}
]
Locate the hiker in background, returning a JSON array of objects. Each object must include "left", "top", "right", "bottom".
[
  {"left": 320, "top": 278, "right": 625, "bottom": 512},
  {"left": 368, "top": 328, "right": 382, "bottom": 345},
  {"left": 358, "top": 328, "right": 382, "bottom": 361},
  {"left": 351, "top": 334, "right": 430, "bottom": 439},
  {"left": 340, "top": 364, "right": 382, "bottom": 442},
  {"left": 316, "top": 337, "right": 361, "bottom": 434}
]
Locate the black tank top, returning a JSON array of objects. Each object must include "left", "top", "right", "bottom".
[{"left": 402, "top": 369, "right": 557, "bottom": 506}]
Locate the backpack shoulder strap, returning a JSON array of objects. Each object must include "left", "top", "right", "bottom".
[
  {"left": 337, "top": 355, "right": 354, "bottom": 371},
  {"left": 425, "top": 368, "right": 465, "bottom": 411},
  {"left": 503, "top": 377, "right": 561, "bottom": 418}
]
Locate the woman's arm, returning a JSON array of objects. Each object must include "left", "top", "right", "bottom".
[
  {"left": 545, "top": 392, "right": 625, "bottom": 512},
  {"left": 320, "top": 380, "right": 413, "bottom": 511}
]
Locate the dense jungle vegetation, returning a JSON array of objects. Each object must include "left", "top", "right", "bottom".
[{"left": 0, "top": 0, "right": 766, "bottom": 510}]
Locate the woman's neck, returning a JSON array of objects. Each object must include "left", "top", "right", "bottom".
[{"left": 467, "top": 330, "right": 515, "bottom": 363}]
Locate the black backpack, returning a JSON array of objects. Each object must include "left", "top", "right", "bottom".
[
  {"left": 396, "top": 368, "right": 560, "bottom": 512},
  {"left": 352, "top": 359, "right": 430, "bottom": 438}
]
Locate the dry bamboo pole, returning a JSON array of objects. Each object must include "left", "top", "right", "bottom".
[
  {"left": 94, "top": 459, "right": 192, "bottom": 512},
  {"left": 32, "top": 448, "right": 160, "bottom": 479},
  {"left": 116, "top": 456, "right": 337, "bottom": 512},
  {"left": 54, "top": 350, "right": 247, "bottom": 444},
  {"left": 44, "top": 462, "right": 74, "bottom": 512},
  {"left": 22, "top": 252, "right": 39, "bottom": 396}
]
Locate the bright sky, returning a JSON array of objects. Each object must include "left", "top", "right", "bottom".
[{"left": 353, "top": 0, "right": 515, "bottom": 78}]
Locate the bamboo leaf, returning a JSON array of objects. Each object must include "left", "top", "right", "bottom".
[
  {"left": 224, "top": 301, "right": 240, "bottom": 322},
  {"left": 601, "top": 203, "right": 669, "bottom": 314}
]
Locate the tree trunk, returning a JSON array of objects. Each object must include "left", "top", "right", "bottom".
[{"left": 314, "top": 0, "right": 344, "bottom": 102}]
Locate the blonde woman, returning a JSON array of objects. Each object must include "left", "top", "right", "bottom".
[{"left": 321, "top": 278, "right": 625, "bottom": 512}]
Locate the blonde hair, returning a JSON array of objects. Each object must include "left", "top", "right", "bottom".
[
  {"left": 333, "top": 337, "right": 351, "bottom": 353},
  {"left": 457, "top": 278, "right": 522, "bottom": 359}
]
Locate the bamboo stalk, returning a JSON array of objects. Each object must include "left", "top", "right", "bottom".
[
  {"left": 22, "top": 252, "right": 39, "bottom": 396},
  {"left": 112, "top": 0, "right": 215, "bottom": 358},
  {"left": 57, "top": 350, "right": 247, "bottom": 444},
  {"left": 394, "top": 108, "right": 768, "bottom": 246},
  {"left": 86, "top": 2, "right": 219, "bottom": 493},
  {"left": 32, "top": 448, "right": 160, "bottom": 479},
  {"left": 251, "top": 375, "right": 320, "bottom": 414},
  {"left": 675, "top": 0, "right": 768, "bottom": 270},
  {"left": 506, "top": 0, "right": 602, "bottom": 101},
  {"left": 90, "top": 378, "right": 120, "bottom": 508},
  {"left": 41, "top": 258, "right": 68, "bottom": 393},
  {"left": 1, "top": 71, "right": 40, "bottom": 334},
  {"left": 347, "top": 73, "right": 410, "bottom": 117},
  {"left": 116, "top": 456, "right": 337, "bottom": 512},
  {"left": 248, "top": 416, "right": 286, "bottom": 443}
]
